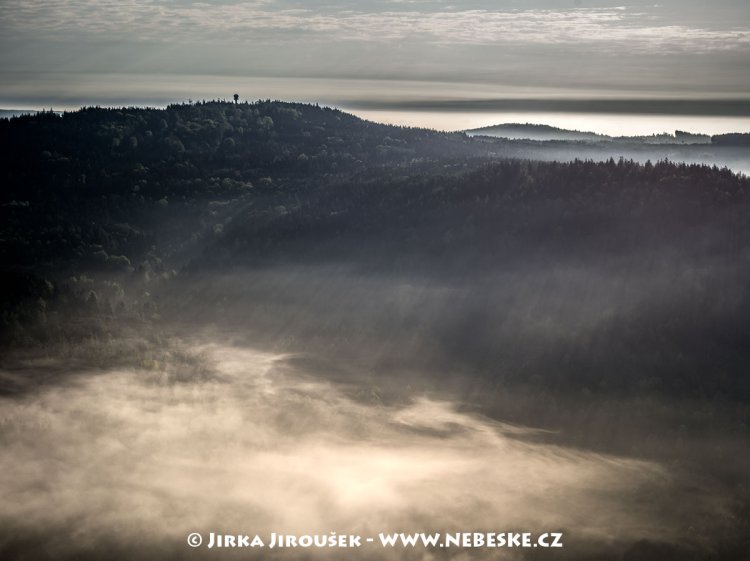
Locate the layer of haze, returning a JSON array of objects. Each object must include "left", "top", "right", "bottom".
[
  {"left": 352, "top": 110, "right": 750, "bottom": 136},
  {"left": 0, "top": 342, "right": 727, "bottom": 560}
]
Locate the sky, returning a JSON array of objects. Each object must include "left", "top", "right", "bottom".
[{"left": 1, "top": 0, "right": 749, "bottom": 132}]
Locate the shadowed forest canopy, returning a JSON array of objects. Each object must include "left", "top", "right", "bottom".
[
  {"left": 1, "top": 101, "right": 747, "bottom": 270},
  {"left": 1, "top": 101, "right": 749, "bottom": 404}
]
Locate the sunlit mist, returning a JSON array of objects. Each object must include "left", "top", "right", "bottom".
[{"left": 0, "top": 342, "right": 727, "bottom": 559}]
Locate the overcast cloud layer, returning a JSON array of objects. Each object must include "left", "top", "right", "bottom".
[
  {"left": 3, "top": 1, "right": 749, "bottom": 51},
  {"left": 1, "top": 1, "right": 749, "bottom": 124}
]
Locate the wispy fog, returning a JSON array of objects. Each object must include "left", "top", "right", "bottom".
[{"left": 0, "top": 342, "right": 725, "bottom": 560}]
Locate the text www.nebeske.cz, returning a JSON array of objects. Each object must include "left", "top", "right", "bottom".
[{"left": 191, "top": 532, "right": 564, "bottom": 549}]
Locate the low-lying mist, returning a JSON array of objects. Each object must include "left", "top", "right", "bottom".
[{"left": 0, "top": 342, "right": 734, "bottom": 560}]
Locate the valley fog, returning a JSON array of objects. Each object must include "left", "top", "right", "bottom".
[
  {"left": 0, "top": 340, "right": 737, "bottom": 561},
  {"left": 2, "top": 253, "right": 749, "bottom": 560}
]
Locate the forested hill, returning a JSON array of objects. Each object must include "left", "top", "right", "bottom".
[
  {"left": 0, "top": 100, "right": 481, "bottom": 199},
  {"left": 1, "top": 100, "right": 748, "bottom": 275},
  {"left": 0, "top": 101, "right": 484, "bottom": 269},
  {"left": 2, "top": 102, "right": 750, "bottom": 393},
  {"left": 0, "top": 100, "right": 489, "bottom": 342},
  {"left": 1, "top": 101, "right": 747, "bottom": 272}
]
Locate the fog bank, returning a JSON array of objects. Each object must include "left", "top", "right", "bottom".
[{"left": 0, "top": 342, "right": 726, "bottom": 560}]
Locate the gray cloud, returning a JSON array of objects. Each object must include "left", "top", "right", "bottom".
[{"left": 2, "top": 1, "right": 749, "bottom": 53}]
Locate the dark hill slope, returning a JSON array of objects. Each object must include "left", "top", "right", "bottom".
[
  {"left": 0, "top": 101, "right": 495, "bottom": 271},
  {"left": 2, "top": 102, "right": 750, "bottom": 404}
]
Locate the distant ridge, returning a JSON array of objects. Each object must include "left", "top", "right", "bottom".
[
  {"left": 466, "top": 123, "right": 605, "bottom": 142},
  {"left": 0, "top": 109, "right": 41, "bottom": 119},
  {"left": 465, "top": 123, "right": 713, "bottom": 145}
]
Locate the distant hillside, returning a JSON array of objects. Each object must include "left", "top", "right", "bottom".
[
  {"left": 712, "top": 132, "right": 750, "bottom": 146},
  {"left": 0, "top": 101, "right": 746, "bottom": 281},
  {"left": 1, "top": 101, "right": 747, "bottom": 281},
  {"left": 466, "top": 123, "right": 605, "bottom": 142},
  {"left": 0, "top": 109, "right": 40, "bottom": 119},
  {"left": 466, "top": 123, "right": 713, "bottom": 145},
  {"left": 0, "top": 100, "right": 499, "bottom": 274}
]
